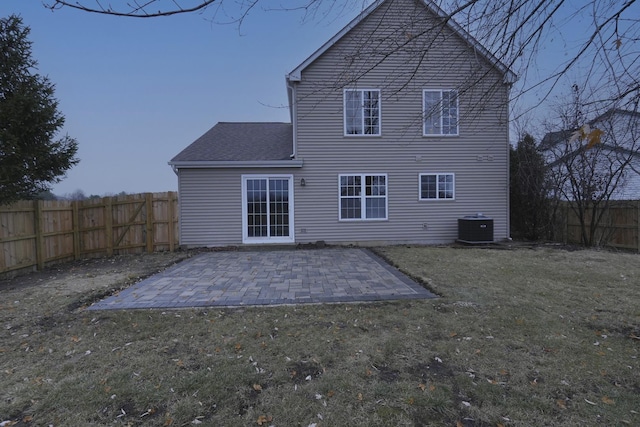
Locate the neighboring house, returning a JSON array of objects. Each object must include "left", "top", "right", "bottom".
[
  {"left": 169, "top": 0, "right": 516, "bottom": 247},
  {"left": 541, "top": 109, "right": 640, "bottom": 201}
]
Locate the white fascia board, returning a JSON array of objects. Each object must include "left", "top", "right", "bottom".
[
  {"left": 168, "top": 160, "right": 304, "bottom": 169},
  {"left": 286, "top": 0, "right": 386, "bottom": 82}
]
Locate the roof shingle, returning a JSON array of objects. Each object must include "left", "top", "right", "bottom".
[{"left": 171, "top": 122, "right": 293, "bottom": 163}]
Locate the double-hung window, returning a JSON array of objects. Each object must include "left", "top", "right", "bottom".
[
  {"left": 419, "top": 173, "right": 455, "bottom": 200},
  {"left": 344, "top": 89, "right": 381, "bottom": 135},
  {"left": 423, "top": 90, "right": 458, "bottom": 136},
  {"left": 339, "top": 174, "right": 387, "bottom": 220}
]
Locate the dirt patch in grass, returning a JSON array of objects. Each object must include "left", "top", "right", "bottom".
[
  {"left": 0, "top": 251, "right": 191, "bottom": 309},
  {"left": 288, "top": 360, "right": 325, "bottom": 384},
  {"left": 1, "top": 246, "right": 639, "bottom": 426}
]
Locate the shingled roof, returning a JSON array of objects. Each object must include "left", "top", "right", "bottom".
[{"left": 170, "top": 122, "right": 294, "bottom": 163}]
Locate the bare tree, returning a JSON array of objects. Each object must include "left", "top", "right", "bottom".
[
  {"left": 541, "top": 86, "right": 640, "bottom": 246},
  {"left": 45, "top": 0, "right": 218, "bottom": 18},
  {"left": 44, "top": 0, "right": 640, "bottom": 118},
  {"left": 43, "top": 0, "right": 358, "bottom": 21},
  {"left": 65, "top": 188, "right": 87, "bottom": 201}
]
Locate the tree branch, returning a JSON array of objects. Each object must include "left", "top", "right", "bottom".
[{"left": 45, "top": 0, "right": 218, "bottom": 18}]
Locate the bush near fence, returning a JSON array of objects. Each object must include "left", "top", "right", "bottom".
[
  {"left": 0, "top": 192, "right": 178, "bottom": 276},
  {"left": 554, "top": 200, "right": 640, "bottom": 251}
]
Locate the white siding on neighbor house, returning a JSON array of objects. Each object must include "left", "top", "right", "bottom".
[
  {"left": 291, "top": 0, "right": 511, "bottom": 244},
  {"left": 178, "top": 168, "right": 301, "bottom": 247},
  {"left": 543, "top": 110, "right": 640, "bottom": 202},
  {"left": 607, "top": 112, "right": 640, "bottom": 200},
  {"left": 617, "top": 168, "right": 640, "bottom": 200}
]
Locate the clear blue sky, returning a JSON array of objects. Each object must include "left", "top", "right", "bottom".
[{"left": 0, "top": 1, "right": 357, "bottom": 196}]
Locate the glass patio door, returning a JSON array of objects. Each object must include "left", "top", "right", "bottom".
[{"left": 242, "top": 175, "right": 294, "bottom": 243}]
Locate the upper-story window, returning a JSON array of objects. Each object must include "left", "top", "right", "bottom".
[
  {"left": 344, "top": 89, "right": 381, "bottom": 136},
  {"left": 423, "top": 90, "right": 458, "bottom": 136}
]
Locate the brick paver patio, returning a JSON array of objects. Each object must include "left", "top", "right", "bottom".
[{"left": 88, "top": 248, "right": 436, "bottom": 310}]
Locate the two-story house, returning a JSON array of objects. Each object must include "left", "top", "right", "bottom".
[{"left": 169, "top": 0, "right": 516, "bottom": 247}]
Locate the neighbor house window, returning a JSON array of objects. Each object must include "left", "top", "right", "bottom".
[
  {"left": 423, "top": 90, "right": 458, "bottom": 135},
  {"left": 339, "top": 174, "right": 387, "bottom": 220},
  {"left": 419, "top": 173, "right": 455, "bottom": 200},
  {"left": 344, "top": 89, "right": 381, "bottom": 135}
]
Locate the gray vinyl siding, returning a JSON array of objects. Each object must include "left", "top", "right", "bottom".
[
  {"left": 178, "top": 168, "right": 300, "bottom": 247},
  {"left": 177, "top": 0, "right": 512, "bottom": 247},
  {"left": 292, "top": 0, "right": 511, "bottom": 244}
]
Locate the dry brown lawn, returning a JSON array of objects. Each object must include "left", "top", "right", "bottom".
[{"left": 1, "top": 245, "right": 638, "bottom": 426}]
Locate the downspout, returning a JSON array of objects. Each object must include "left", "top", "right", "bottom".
[
  {"left": 286, "top": 77, "right": 298, "bottom": 159},
  {"left": 506, "top": 80, "right": 514, "bottom": 241},
  {"left": 168, "top": 162, "right": 181, "bottom": 247}
]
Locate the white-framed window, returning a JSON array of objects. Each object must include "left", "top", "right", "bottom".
[
  {"left": 423, "top": 90, "right": 458, "bottom": 136},
  {"left": 419, "top": 173, "right": 455, "bottom": 200},
  {"left": 344, "top": 89, "right": 381, "bottom": 136},
  {"left": 339, "top": 174, "right": 387, "bottom": 220}
]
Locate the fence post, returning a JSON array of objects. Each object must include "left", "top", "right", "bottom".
[
  {"left": 168, "top": 191, "right": 175, "bottom": 252},
  {"left": 105, "top": 197, "right": 113, "bottom": 256},
  {"left": 35, "top": 200, "right": 45, "bottom": 270},
  {"left": 72, "top": 201, "right": 80, "bottom": 260},
  {"left": 146, "top": 193, "right": 154, "bottom": 253}
]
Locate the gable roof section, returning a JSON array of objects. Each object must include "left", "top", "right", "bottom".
[
  {"left": 539, "top": 129, "right": 574, "bottom": 152},
  {"left": 540, "top": 109, "right": 640, "bottom": 151},
  {"left": 540, "top": 109, "right": 640, "bottom": 168},
  {"left": 169, "top": 122, "right": 302, "bottom": 169},
  {"left": 286, "top": 0, "right": 517, "bottom": 84},
  {"left": 592, "top": 108, "right": 640, "bottom": 124}
]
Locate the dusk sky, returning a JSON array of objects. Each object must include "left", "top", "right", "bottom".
[
  {"left": 1, "top": 1, "right": 359, "bottom": 197},
  {"left": 1, "top": 1, "right": 634, "bottom": 197}
]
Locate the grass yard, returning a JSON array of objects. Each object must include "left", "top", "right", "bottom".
[{"left": 1, "top": 246, "right": 639, "bottom": 426}]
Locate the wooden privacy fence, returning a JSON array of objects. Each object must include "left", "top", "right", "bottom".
[
  {"left": 555, "top": 200, "right": 640, "bottom": 252},
  {"left": 0, "top": 192, "right": 178, "bottom": 275}
]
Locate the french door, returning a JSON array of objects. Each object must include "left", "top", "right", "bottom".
[{"left": 241, "top": 175, "right": 294, "bottom": 243}]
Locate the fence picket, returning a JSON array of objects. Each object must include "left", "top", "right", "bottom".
[
  {"left": 0, "top": 192, "right": 179, "bottom": 276},
  {"left": 558, "top": 200, "right": 639, "bottom": 251}
]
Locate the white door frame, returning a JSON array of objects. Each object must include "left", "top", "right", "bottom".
[{"left": 241, "top": 174, "right": 295, "bottom": 244}]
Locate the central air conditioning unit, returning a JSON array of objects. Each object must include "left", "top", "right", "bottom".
[{"left": 457, "top": 214, "right": 494, "bottom": 244}]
